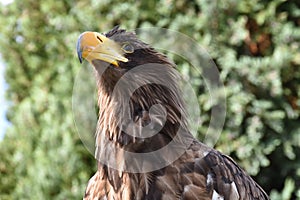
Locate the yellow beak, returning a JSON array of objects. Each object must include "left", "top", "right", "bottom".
[{"left": 77, "top": 31, "right": 128, "bottom": 67}]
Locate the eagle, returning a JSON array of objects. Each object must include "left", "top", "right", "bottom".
[{"left": 76, "top": 26, "right": 270, "bottom": 200}]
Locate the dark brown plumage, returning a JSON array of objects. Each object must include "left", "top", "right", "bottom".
[{"left": 77, "top": 26, "right": 270, "bottom": 200}]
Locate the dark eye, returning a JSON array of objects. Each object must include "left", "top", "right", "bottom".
[{"left": 122, "top": 43, "right": 134, "bottom": 53}]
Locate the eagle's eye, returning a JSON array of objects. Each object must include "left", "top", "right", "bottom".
[{"left": 122, "top": 43, "right": 134, "bottom": 53}]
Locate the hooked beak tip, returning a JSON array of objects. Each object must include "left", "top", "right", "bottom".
[
  {"left": 78, "top": 52, "right": 83, "bottom": 63},
  {"left": 77, "top": 34, "right": 83, "bottom": 63}
]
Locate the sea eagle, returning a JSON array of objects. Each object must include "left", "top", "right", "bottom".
[{"left": 76, "top": 26, "right": 270, "bottom": 200}]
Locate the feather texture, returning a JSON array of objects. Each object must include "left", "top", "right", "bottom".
[{"left": 81, "top": 27, "right": 270, "bottom": 200}]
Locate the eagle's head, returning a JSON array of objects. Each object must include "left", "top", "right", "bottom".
[{"left": 77, "top": 26, "right": 173, "bottom": 71}]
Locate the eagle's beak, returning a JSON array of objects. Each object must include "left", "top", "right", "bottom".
[{"left": 76, "top": 31, "right": 128, "bottom": 66}]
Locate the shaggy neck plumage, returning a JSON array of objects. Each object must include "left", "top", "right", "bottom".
[
  {"left": 91, "top": 53, "right": 193, "bottom": 175},
  {"left": 93, "top": 61, "right": 189, "bottom": 148},
  {"left": 88, "top": 52, "right": 197, "bottom": 195}
]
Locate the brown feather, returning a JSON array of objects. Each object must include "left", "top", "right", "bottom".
[{"left": 81, "top": 27, "right": 270, "bottom": 200}]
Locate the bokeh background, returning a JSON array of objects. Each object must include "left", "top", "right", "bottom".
[{"left": 0, "top": 0, "right": 299, "bottom": 199}]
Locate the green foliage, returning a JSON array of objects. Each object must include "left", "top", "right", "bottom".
[
  {"left": 0, "top": 1, "right": 96, "bottom": 199},
  {"left": 0, "top": 0, "right": 299, "bottom": 199}
]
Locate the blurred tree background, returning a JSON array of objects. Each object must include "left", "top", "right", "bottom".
[{"left": 0, "top": 0, "right": 299, "bottom": 199}]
